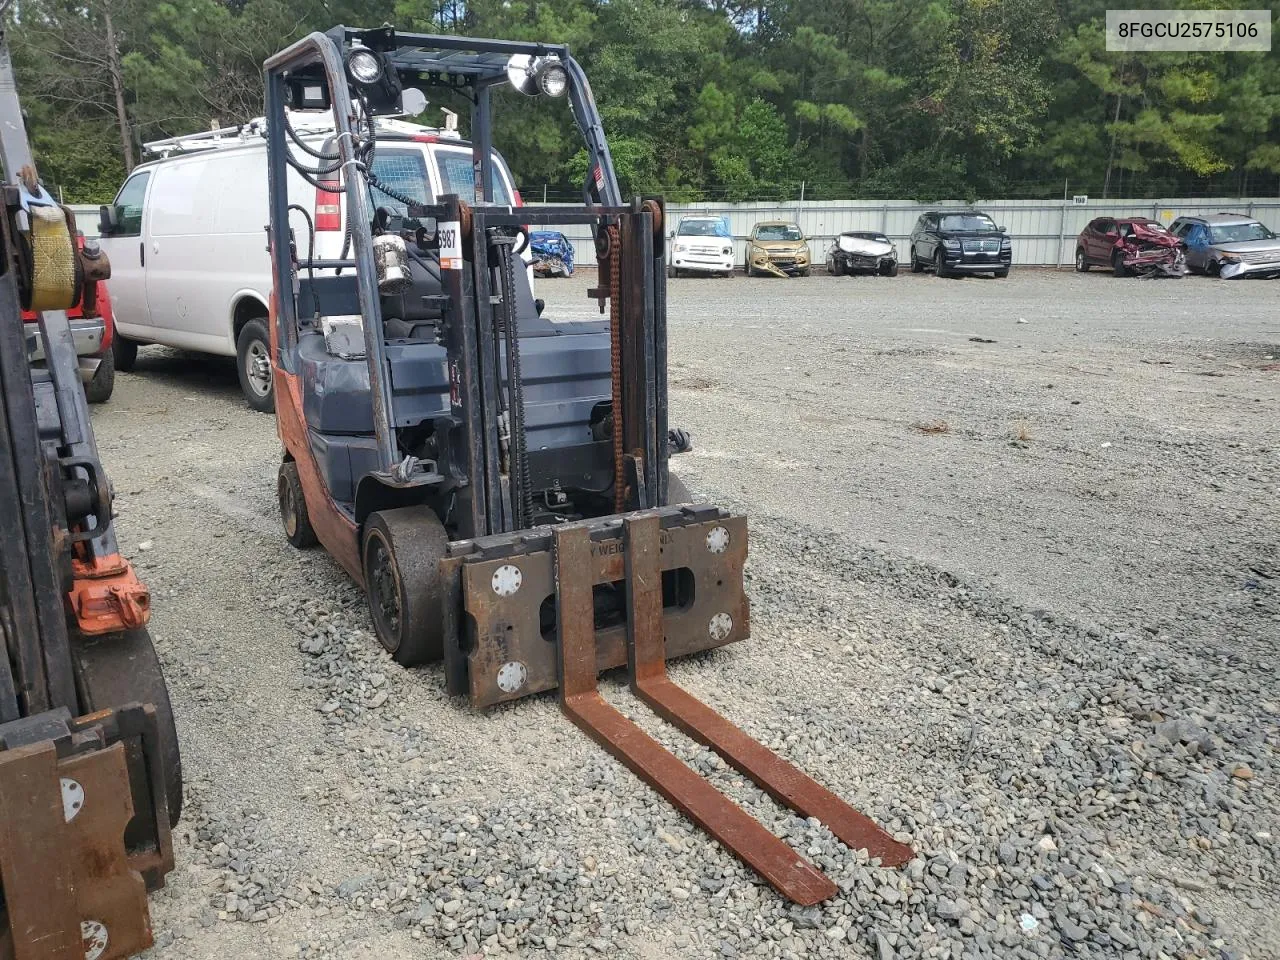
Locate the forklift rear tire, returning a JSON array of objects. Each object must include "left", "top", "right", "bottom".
[
  {"left": 84, "top": 347, "right": 115, "bottom": 404},
  {"left": 362, "top": 508, "right": 448, "bottom": 665},
  {"left": 278, "top": 460, "right": 317, "bottom": 548},
  {"left": 113, "top": 333, "right": 138, "bottom": 372},
  {"left": 236, "top": 317, "right": 275, "bottom": 414},
  {"left": 71, "top": 626, "right": 183, "bottom": 827}
]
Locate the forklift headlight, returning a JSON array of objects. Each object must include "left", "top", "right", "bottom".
[
  {"left": 536, "top": 61, "right": 569, "bottom": 98},
  {"left": 346, "top": 47, "right": 384, "bottom": 86}
]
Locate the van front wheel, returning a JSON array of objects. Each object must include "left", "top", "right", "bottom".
[{"left": 236, "top": 318, "right": 274, "bottom": 414}]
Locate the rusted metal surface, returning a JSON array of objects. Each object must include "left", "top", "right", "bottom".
[
  {"left": 623, "top": 513, "right": 913, "bottom": 867},
  {"left": 553, "top": 524, "right": 835, "bottom": 906},
  {"left": 104, "top": 704, "right": 175, "bottom": 890},
  {"left": 0, "top": 739, "right": 152, "bottom": 960},
  {"left": 68, "top": 554, "right": 150, "bottom": 636},
  {"left": 452, "top": 506, "right": 748, "bottom": 707}
]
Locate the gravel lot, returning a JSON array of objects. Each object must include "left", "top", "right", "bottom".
[{"left": 94, "top": 268, "right": 1279, "bottom": 960}]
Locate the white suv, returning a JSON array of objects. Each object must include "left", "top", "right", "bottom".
[
  {"left": 668, "top": 216, "right": 736, "bottom": 278},
  {"left": 98, "top": 115, "right": 522, "bottom": 411}
]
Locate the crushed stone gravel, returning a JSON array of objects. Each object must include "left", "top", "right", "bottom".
[{"left": 83, "top": 268, "right": 1279, "bottom": 959}]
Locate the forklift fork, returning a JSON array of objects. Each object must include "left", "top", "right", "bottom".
[{"left": 552, "top": 514, "right": 911, "bottom": 904}]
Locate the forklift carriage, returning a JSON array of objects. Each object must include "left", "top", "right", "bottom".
[{"left": 265, "top": 26, "right": 910, "bottom": 905}]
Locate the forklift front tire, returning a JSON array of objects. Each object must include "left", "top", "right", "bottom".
[
  {"left": 278, "top": 460, "right": 318, "bottom": 548},
  {"left": 667, "top": 472, "right": 694, "bottom": 505},
  {"left": 362, "top": 507, "right": 448, "bottom": 665},
  {"left": 71, "top": 626, "right": 184, "bottom": 827}
]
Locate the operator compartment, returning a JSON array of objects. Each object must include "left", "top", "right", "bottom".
[{"left": 294, "top": 260, "right": 615, "bottom": 509}]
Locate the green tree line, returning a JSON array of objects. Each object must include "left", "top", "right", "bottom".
[{"left": 10, "top": 0, "right": 1280, "bottom": 203}]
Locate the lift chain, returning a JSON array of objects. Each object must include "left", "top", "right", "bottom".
[{"left": 606, "top": 224, "right": 624, "bottom": 512}]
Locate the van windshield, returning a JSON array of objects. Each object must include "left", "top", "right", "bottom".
[
  {"left": 368, "top": 150, "right": 431, "bottom": 215},
  {"left": 436, "top": 149, "right": 513, "bottom": 205}
]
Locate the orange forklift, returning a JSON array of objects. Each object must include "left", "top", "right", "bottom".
[{"left": 265, "top": 26, "right": 912, "bottom": 904}]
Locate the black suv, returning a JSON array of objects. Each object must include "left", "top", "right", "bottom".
[{"left": 909, "top": 210, "right": 1012, "bottom": 278}]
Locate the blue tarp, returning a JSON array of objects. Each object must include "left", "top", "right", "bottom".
[{"left": 530, "top": 230, "right": 575, "bottom": 276}]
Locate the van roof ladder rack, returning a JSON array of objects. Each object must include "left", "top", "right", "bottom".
[{"left": 143, "top": 114, "right": 457, "bottom": 158}]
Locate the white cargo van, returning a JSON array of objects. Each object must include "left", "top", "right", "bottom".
[{"left": 97, "top": 114, "right": 523, "bottom": 411}]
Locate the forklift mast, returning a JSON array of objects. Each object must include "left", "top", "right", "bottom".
[{"left": 263, "top": 26, "right": 662, "bottom": 542}]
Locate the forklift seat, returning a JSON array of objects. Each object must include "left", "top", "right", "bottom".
[
  {"left": 380, "top": 244, "right": 560, "bottom": 340},
  {"left": 381, "top": 248, "right": 444, "bottom": 339}
]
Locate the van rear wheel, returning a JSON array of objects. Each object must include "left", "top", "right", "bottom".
[
  {"left": 236, "top": 317, "right": 274, "bottom": 414},
  {"left": 85, "top": 347, "right": 115, "bottom": 404},
  {"left": 113, "top": 334, "right": 138, "bottom": 372}
]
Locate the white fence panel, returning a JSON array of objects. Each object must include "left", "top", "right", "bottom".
[
  {"left": 544, "top": 197, "right": 1280, "bottom": 269},
  {"left": 74, "top": 197, "right": 1280, "bottom": 267}
]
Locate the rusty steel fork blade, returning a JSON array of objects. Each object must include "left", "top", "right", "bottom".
[
  {"left": 623, "top": 515, "right": 914, "bottom": 868},
  {"left": 553, "top": 525, "right": 836, "bottom": 906}
]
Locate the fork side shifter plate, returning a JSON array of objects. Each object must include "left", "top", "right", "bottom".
[
  {"left": 0, "top": 739, "right": 153, "bottom": 960},
  {"left": 453, "top": 505, "right": 749, "bottom": 708},
  {"left": 452, "top": 506, "right": 912, "bottom": 902}
]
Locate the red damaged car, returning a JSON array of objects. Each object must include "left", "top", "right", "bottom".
[{"left": 1075, "top": 217, "right": 1185, "bottom": 278}]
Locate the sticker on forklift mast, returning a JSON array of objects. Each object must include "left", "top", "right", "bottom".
[{"left": 440, "top": 220, "right": 462, "bottom": 270}]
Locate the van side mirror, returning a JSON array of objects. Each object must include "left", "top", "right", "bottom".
[
  {"left": 998, "top": 225, "right": 1007, "bottom": 233},
  {"left": 99, "top": 204, "right": 120, "bottom": 238}
]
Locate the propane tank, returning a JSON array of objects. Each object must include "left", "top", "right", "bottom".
[{"left": 372, "top": 233, "right": 411, "bottom": 293}]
